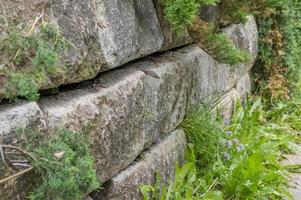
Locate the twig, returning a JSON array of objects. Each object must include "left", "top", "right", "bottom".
[
  {"left": 0, "top": 145, "right": 8, "bottom": 168},
  {"left": 12, "top": 163, "right": 32, "bottom": 168},
  {"left": 1, "top": 145, "right": 37, "bottom": 162},
  {"left": 0, "top": 167, "right": 34, "bottom": 185},
  {"left": 11, "top": 12, "right": 45, "bottom": 62}
]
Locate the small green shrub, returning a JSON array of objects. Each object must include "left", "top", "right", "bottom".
[
  {"left": 162, "top": 0, "right": 250, "bottom": 65},
  {"left": 0, "top": 18, "right": 67, "bottom": 101},
  {"left": 180, "top": 107, "right": 224, "bottom": 172},
  {"left": 17, "top": 128, "right": 100, "bottom": 200}
]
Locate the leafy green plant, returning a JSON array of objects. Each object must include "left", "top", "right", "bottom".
[
  {"left": 0, "top": 17, "right": 67, "bottom": 101},
  {"left": 180, "top": 107, "right": 224, "bottom": 173},
  {"left": 16, "top": 128, "right": 100, "bottom": 200},
  {"left": 140, "top": 96, "right": 301, "bottom": 199},
  {"left": 162, "top": 0, "right": 250, "bottom": 65}
]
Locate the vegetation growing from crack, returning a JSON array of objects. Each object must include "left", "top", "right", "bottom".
[
  {"left": 1, "top": 128, "right": 100, "bottom": 200},
  {"left": 162, "top": 0, "right": 250, "bottom": 65},
  {"left": 0, "top": 16, "right": 68, "bottom": 101},
  {"left": 141, "top": 95, "right": 301, "bottom": 199}
]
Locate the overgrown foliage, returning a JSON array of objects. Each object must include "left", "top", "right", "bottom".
[
  {"left": 141, "top": 96, "right": 301, "bottom": 199},
  {"left": 217, "top": 0, "right": 301, "bottom": 100},
  {"left": 0, "top": 17, "right": 67, "bottom": 101},
  {"left": 16, "top": 128, "right": 100, "bottom": 200},
  {"left": 162, "top": 0, "right": 250, "bottom": 65}
]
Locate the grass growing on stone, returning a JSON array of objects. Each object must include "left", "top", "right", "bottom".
[
  {"left": 0, "top": 17, "right": 68, "bottom": 101},
  {"left": 141, "top": 96, "right": 301, "bottom": 199},
  {"left": 15, "top": 128, "right": 100, "bottom": 200},
  {"left": 162, "top": 0, "right": 250, "bottom": 65}
]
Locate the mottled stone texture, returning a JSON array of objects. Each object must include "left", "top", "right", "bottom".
[
  {"left": 0, "top": 102, "right": 45, "bottom": 140},
  {"left": 97, "top": 0, "right": 164, "bottom": 68},
  {"left": 0, "top": 15, "right": 258, "bottom": 199},
  {"left": 94, "top": 130, "right": 187, "bottom": 200},
  {"left": 40, "top": 69, "right": 146, "bottom": 182}
]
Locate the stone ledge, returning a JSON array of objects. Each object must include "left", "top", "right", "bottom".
[{"left": 93, "top": 129, "right": 187, "bottom": 200}]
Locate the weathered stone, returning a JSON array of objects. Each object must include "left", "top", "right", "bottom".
[
  {"left": 39, "top": 68, "right": 146, "bottom": 182},
  {"left": 0, "top": 0, "right": 164, "bottom": 96},
  {"left": 152, "top": 0, "right": 193, "bottom": 51},
  {"left": 236, "top": 73, "right": 252, "bottom": 101},
  {"left": 97, "top": 0, "right": 164, "bottom": 68},
  {"left": 223, "top": 16, "right": 258, "bottom": 68},
  {"left": 94, "top": 129, "right": 187, "bottom": 200},
  {"left": 0, "top": 0, "right": 103, "bottom": 95},
  {"left": 0, "top": 101, "right": 45, "bottom": 142},
  {"left": 187, "top": 16, "right": 258, "bottom": 106},
  {"left": 214, "top": 88, "right": 240, "bottom": 120},
  {"left": 134, "top": 52, "right": 194, "bottom": 147},
  {"left": 282, "top": 151, "right": 301, "bottom": 200}
]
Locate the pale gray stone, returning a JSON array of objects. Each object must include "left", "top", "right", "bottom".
[
  {"left": 282, "top": 152, "right": 301, "bottom": 200},
  {"left": 39, "top": 68, "right": 146, "bottom": 182},
  {"left": 135, "top": 52, "right": 195, "bottom": 147},
  {"left": 236, "top": 73, "right": 252, "bottom": 101},
  {"left": 97, "top": 0, "right": 164, "bottom": 68},
  {"left": 94, "top": 129, "right": 187, "bottom": 200},
  {"left": 0, "top": 0, "right": 103, "bottom": 92},
  {"left": 0, "top": 101, "right": 45, "bottom": 142}
]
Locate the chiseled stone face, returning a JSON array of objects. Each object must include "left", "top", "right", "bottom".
[
  {"left": 94, "top": 129, "right": 187, "bottom": 200},
  {"left": 96, "top": 0, "right": 164, "bottom": 69},
  {"left": 0, "top": 0, "right": 103, "bottom": 91},
  {"left": 39, "top": 68, "right": 146, "bottom": 182},
  {"left": 0, "top": 102, "right": 46, "bottom": 142},
  {"left": 0, "top": 0, "right": 164, "bottom": 95}
]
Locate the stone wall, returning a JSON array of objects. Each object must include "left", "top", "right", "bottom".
[{"left": 0, "top": 1, "right": 258, "bottom": 198}]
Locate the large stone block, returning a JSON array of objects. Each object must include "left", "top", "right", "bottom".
[
  {"left": 0, "top": 0, "right": 164, "bottom": 96},
  {"left": 97, "top": 0, "right": 164, "bottom": 69},
  {"left": 134, "top": 52, "right": 195, "bottom": 147},
  {"left": 0, "top": 0, "right": 103, "bottom": 85},
  {"left": 39, "top": 68, "right": 146, "bottom": 182},
  {"left": 94, "top": 129, "right": 187, "bottom": 200}
]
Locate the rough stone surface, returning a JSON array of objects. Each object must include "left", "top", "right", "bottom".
[
  {"left": 0, "top": 0, "right": 103, "bottom": 95},
  {"left": 236, "top": 73, "right": 252, "bottom": 101},
  {"left": 0, "top": 15, "right": 258, "bottom": 199},
  {"left": 94, "top": 129, "right": 187, "bottom": 200},
  {"left": 134, "top": 52, "right": 194, "bottom": 147},
  {"left": 223, "top": 16, "right": 258, "bottom": 69},
  {"left": 0, "top": 102, "right": 45, "bottom": 141},
  {"left": 0, "top": 0, "right": 164, "bottom": 94},
  {"left": 97, "top": 0, "right": 164, "bottom": 69},
  {"left": 40, "top": 69, "right": 146, "bottom": 182},
  {"left": 282, "top": 152, "right": 301, "bottom": 200}
]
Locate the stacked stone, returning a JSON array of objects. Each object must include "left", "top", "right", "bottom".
[{"left": 0, "top": 0, "right": 258, "bottom": 199}]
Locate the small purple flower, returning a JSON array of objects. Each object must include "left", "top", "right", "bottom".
[
  {"left": 224, "top": 118, "right": 231, "bottom": 125},
  {"left": 226, "top": 140, "right": 233, "bottom": 148},
  {"left": 236, "top": 144, "right": 245, "bottom": 152},
  {"left": 154, "top": 137, "right": 162, "bottom": 145},
  {"left": 232, "top": 138, "right": 239, "bottom": 144},
  {"left": 223, "top": 152, "right": 231, "bottom": 160},
  {"left": 225, "top": 131, "right": 233, "bottom": 136}
]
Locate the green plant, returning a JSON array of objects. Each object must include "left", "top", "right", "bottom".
[
  {"left": 16, "top": 128, "right": 100, "bottom": 200},
  {"left": 0, "top": 17, "right": 67, "bottom": 101},
  {"left": 141, "top": 97, "right": 301, "bottom": 199},
  {"left": 180, "top": 107, "right": 224, "bottom": 173},
  {"left": 219, "top": 0, "right": 301, "bottom": 100},
  {"left": 162, "top": 0, "right": 250, "bottom": 65}
]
